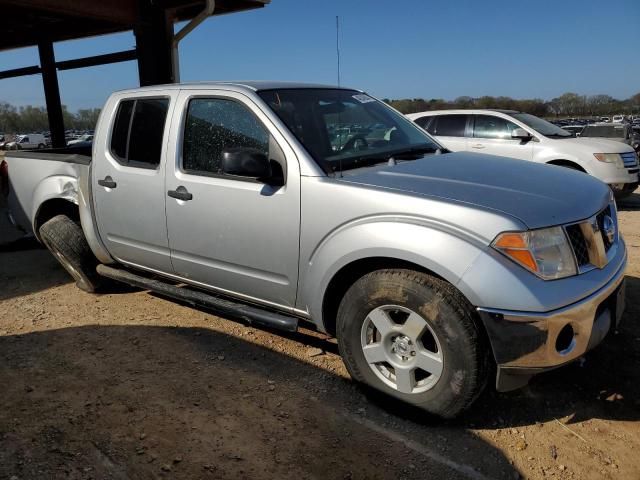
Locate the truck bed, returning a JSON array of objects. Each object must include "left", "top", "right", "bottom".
[{"left": 5, "top": 146, "right": 92, "bottom": 236}]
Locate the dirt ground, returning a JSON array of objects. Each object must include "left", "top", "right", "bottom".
[{"left": 1, "top": 188, "right": 639, "bottom": 480}]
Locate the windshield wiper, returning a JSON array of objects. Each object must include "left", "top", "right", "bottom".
[{"left": 332, "top": 144, "right": 439, "bottom": 173}]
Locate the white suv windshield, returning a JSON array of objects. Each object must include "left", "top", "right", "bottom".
[
  {"left": 258, "top": 89, "right": 442, "bottom": 172},
  {"left": 511, "top": 113, "right": 572, "bottom": 138}
]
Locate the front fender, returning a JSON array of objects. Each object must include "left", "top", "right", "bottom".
[
  {"left": 535, "top": 150, "right": 593, "bottom": 174},
  {"left": 298, "top": 219, "right": 491, "bottom": 331}
]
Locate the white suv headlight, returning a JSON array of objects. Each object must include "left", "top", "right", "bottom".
[
  {"left": 593, "top": 153, "right": 624, "bottom": 168},
  {"left": 492, "top": 227, "right": 577, "bottom": 280}
]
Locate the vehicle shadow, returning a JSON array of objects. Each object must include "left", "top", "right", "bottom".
[
  {"left": 0, "top": 248, "right": 71, "bottom": 301},
  {"left": 0, "top": 323, "right": 520, "bottom": 480}
]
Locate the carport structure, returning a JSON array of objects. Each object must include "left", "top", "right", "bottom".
[{"left": 0, "top": 0, "right": 270, "bottom": 147}]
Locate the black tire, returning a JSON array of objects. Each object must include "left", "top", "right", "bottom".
[
  {"left": 39, "top": 214, "right": 101, "bottom": 293},
  {"left": 37, "top": 143, "right": 45, "bottom": 149},
  {"left": 336, "top": 269, "right": 489, "bottom": 418}
]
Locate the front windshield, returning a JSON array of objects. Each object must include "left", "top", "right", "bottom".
[
  {"left": 511, "top": 113, "right": 572, "bottom": 138},
  {"left": 258, "top": 89, "right": 441, "bottom": 172}
]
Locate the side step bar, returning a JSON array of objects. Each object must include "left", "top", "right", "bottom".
[{"left": 96, "top": 264, "right": 299, "bottom": 333}]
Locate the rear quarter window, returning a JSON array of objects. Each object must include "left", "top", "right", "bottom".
[
  {"left": 414, "top": 116, "right": 434, "bottom": 131},
  {"left": 431, "top": 115, "right": 468, "bottom": 137}
]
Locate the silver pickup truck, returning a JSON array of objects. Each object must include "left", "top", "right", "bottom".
[{"left": 1, "top": 82, "right": 627, "bottom": 418}]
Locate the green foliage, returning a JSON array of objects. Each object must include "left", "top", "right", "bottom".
[
  {"left": 387, "top": 92, "right": 640, "bottom": 118},
  {"left": 0, "top": 103, "right": 101, "bottom": 134}
]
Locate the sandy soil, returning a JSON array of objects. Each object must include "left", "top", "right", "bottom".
[{"left": 0, "top": 190, "right": 639, "bottom": 480}]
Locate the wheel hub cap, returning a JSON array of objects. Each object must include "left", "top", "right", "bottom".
[
  {"left": 360, "top": 305, "right": 444, "bottom": 394},
  {"left": 391, "top": 335, "right": 414, "bottom": 360}
]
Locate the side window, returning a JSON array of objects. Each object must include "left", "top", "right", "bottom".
[
  {"left": 432, "top": 115, "right": 468, "bottom": 137},
  {"left": 473, "top": 115, "right": 519, "bottom": 139},
  {"left": 182, "top": 98, "right": 270, "bottom": 176},
  {"left": 414, "top": 116, "right": 433, "bottom": 131},
  {"left": 111, "top": 100, "right": 134, "bottom": 159},
  {"left": 109, "top": 98, "right": 169, "bottom": 168},
  {"left": 22, "top": 137, "right": 29, "bottom": 143}
]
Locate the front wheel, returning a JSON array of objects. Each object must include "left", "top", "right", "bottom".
[{"left": 336, "top": 269, "right": 489, "bottom": 418}]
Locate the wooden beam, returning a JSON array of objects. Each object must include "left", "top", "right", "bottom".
[
  {"left": 1, "top": 0, "right": 135, "bottom": 24},
  {"left": 38, "top": 41, "right": 66, "bottom": 148},
  {"left": 0, "top": 65, "right": 41, "bottom": 80},
  {"left": 56, "top": 49, "right": 137, "bottom": 71}
]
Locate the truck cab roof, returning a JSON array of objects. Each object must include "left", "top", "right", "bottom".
[{"left": 114, "top": 81, "right": 361, "bottom": 96}]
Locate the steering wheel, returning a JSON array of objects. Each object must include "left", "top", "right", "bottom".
[{"left": 341, "top": 134, "right": 369, "bottom": 152}]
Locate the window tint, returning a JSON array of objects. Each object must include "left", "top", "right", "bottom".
[
  {"left": 473, "top": 115, "right": 519, "bottom": 139},
  {"left": 110, "top": 100, "right": 134, "bottom": 160},
  {"left": 128, "top": 99, "right": 169, "bottom": 166},
  {"left": 432, "top": 115, "right": 467, "bottom": 137},
  {"left": 110, "top": 98, "right": 169, "bottom": 167},
  {"left": 183, "top": 98, "right": 269, "bottom": 176},
  {"left": 414, "top": 116, "right": 433, "bottom": 130}
]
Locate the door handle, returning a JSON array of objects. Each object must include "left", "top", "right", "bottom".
[
  {"left": 471, "top": 144, "right": 485, "bottom": 149},
  {"left": 97, "top": 176, "right": 117, "bottom": 188},
  {"left": 168, "top": 186, "right": 193, "bottom": 201}
]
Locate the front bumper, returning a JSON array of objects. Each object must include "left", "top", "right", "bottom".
[{"left": 477, "top": 251, "right": 627, "bottom": 391}]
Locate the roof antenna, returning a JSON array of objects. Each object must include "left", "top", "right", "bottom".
[{"left": 336, "top": 16, "right": 341, "bottom": 86}]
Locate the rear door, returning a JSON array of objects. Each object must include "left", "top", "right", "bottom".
[
  {"left": 92, "top": 92, "right": 174, "bottom": 273},
  {"left": 469, "top": 114, "right": 533, "bottom": 160},
  {"left": 424, "top": 114, "right": 469, "bottom": 151},
  {"left": 164, "top": 90, "right": 301, "bottom": 308}
]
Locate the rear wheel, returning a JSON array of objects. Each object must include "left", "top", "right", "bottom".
[
  {"left": 39, "top": 214, "right": 101, "bottom": 293},
  {"left": 336, "top": 269, "right": 489, "bottom": 418}
]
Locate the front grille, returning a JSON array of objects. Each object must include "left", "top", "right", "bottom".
[
  {"left": 621, "top": 152, "right": 638, "bottom": 168},
  {"left": 565, "top": 204, "right": 617, "bottom": 271},
  {"left": 566, "top": 224, "right": 589, "bottom": 266}
]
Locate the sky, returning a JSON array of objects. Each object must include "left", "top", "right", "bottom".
[{"left": 0, "top": 0, "right": 639, "bottom": 112}]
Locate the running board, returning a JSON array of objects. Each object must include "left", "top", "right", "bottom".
[{"left": 96, "top": 264, "right": 299, "bottom": 333}]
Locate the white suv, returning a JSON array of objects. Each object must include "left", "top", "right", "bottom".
[{"left": 407, "top": 109, "right": 639, "bottom": 198}]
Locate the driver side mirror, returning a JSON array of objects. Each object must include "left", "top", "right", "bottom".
[
  {"left": 221, "top": 147, "right": 271, "bottom": 180},
  {"left": 511, "top": 128, "right": 532, "bottom": 140}
]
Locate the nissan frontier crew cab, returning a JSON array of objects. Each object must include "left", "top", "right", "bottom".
[{"left": 2, "top": 82, "right": 627, "bottom": 418}]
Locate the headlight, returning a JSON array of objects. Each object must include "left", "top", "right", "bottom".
[
  {"left": 593, "top": 153, "right": 624, "bottom": 168},
  {"left": 492, "top": 227, "right": 577, "bottom": 280}
]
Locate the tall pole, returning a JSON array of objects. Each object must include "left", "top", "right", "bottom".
[
  {"left": 336, "top": 16, "right": 341, "bottom": 86},
  {"left": 38, "top": 40, "right": 65, "bottom": 148}
]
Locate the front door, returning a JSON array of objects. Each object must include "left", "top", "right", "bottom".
[
  {"left": 164, "top": 91, "right": 301, "bottom": 308},
  {"left": 92, "top": 94, "right": 174, "bottom": 273},
  {"left": 469, "top": 114, "right": 534, "bottom": 160}
]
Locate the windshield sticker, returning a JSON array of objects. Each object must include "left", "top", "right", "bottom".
[{"left": 352, "top": 94, "right": 375, "bottom": 104}]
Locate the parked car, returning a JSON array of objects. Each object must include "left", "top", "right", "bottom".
[
  {"left": 561, "top": 125, "right": 584, "bottom": 136},
  {"left": 68, "top": 134, "right": 94, "bottom": 146},
  {"left": 601, "top": 116, "right": 611, "bottom": 122},
  {"left": 612, "top": 115, "right": 625, "bottom": 124},
  {"left": 4, "top": 133, "right": 47, "bottom": 150},
  {"left": 407, "top": 109, "right": 639, "bottom": 198},
  {"left": 2, "top": 82, "right": 627, "bottom": 418},
  {"left": 580, "top": 123, "right": 640, "bottom": 155}
]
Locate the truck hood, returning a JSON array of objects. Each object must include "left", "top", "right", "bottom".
[
  {"left": 339, "top": 152, "right": 611, "bottom": 229},
  {"left": 555, "top": 136, "right": 634, "bottom": 152}
]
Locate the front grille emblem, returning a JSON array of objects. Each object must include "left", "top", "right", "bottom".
[{"left": 603, "top": 215, "right": 615, "bottom": 245}]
